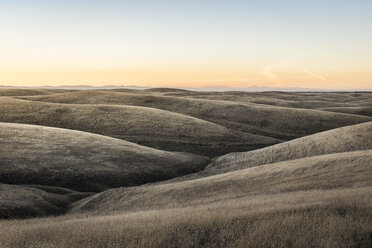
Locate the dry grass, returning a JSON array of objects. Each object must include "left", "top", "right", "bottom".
[
  {"left": 0, "top": 184, "right": 92, "bottom": 218},
  {"left": 142, "top": 87, "right": 192, "bottom": 93},
  {"left": 164, "top": 91, "right": 372, "bottom": 109},
  {"left": 0, "top": 89, "right": 69, "bottom": 96},
  {"left": 71, "top": 150, "right": 372, "bottom": 213},
  {"left": 319, "top": 106, "right": 372, "bottom": 117},
  {"left": 0, "top": 122, "right": 208, "bottom": 192},
  {"left": 204, "top": 121, "right": 372, "bottom": 176},
  {"left": 165, "top": 92, "right": 351, "bottom": 108},
  {"left": 18, "top": 90, "right": 372, "bottom": 139},
  {"left": 0, "top": 98, "right": 279, "bottom": 156},
  {"left": 0, "top": 187, "right": 371, "bottom": 248},
  {"left": 1, "top": 90, "right": 371, "bottom": 247}
]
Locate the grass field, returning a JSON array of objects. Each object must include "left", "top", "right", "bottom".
[
  {"left": 0, "top": 97, "right": 279, "bottom": 156},
  {"left": 0, "top": 122, "right": 209, "bottom": 192},
  {"left": 1, "top": 187, "right": 371, "bottom": 248},
  {"left": 0, "top": 184, "right": 92, "bottom": 218},
  {"left": 19, "top": 90, "right": 371, "bottom": 139},
  {"left": 203, "top": 121, "right": 372, "bottom": 176},
  {"left": 0, "top": 89, "right": 371, "bottom": 248}
]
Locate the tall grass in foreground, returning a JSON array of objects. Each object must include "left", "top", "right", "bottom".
[{"left": 1, "top": 201, "right": 371, "bottom": 248}]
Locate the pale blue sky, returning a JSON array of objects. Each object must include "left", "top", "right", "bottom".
[{"left": 0, "top": 0, "right": 371, "bottom": 88}]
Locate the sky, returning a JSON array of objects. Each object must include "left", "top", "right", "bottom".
[{"left": 0, "top": 0, "right": 371, "bottom": 89}]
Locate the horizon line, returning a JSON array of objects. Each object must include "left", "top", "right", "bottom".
[{"left": 1, "top": 84, "right": 371, "bottom": 92}]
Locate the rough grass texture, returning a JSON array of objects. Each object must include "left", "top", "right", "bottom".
[
  {"left": 0, "top": 90, "right": 371, "bottom": 248},
  {"left": 0, "top": 89, "right": 69, "bottom": 96},
  {"left": 0, "top": 122, "right": 209, "bottom": 192},
  {"left": 0, "top": 184, "right": 92, "bottom": 218},
  {"left": 319, "top": 106, "right": 372, "bottom": 117},
  {"left": 19, "top": 90, "right": 372, "bottom": 139},
  {"left": 1, "top": 186, "right": 371, "bottom": 247},
  {"left": 203, "top": 121, "right": 372, "bottom": 176},
  {"left": 71, "top": 150, "right": 372, "bottom": 213},
  {"left": 163, "top": 91, "right": 372, "bottom": 110},
  {"left": 0, "top": 98, "right": 279, "bottom": 156}
]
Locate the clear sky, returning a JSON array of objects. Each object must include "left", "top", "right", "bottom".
[{"left": 0, "top": 0, "right": 371, "bottom": 89}]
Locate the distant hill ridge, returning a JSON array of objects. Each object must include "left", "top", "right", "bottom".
[{"left": 18, "top": 90, "right": 372, "bottom": 140}]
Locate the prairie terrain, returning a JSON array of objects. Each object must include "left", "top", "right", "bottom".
[
  {"left": 0, "top": 122, "right": 208, "bottom": 192},
  {"left": 0, "top": 98, "right": 279, "bottom": 156},
  {"left": 0, "top": 89, "right": 70, "bottom": 96},
  {"left": 200, "top": 122, "right": 372, "bottom": 177},
  {"left": 19, "top": 90, "right": 371, "bottom": 139},
  {"left": 0, "top": 184, "right": 92, "bottom": 218},
  {"left": 319, "top": 106, "right": 372, "bottom": 117},
  {"left": 72, "top": 149, "right": 372, "bottom": 213},
  {"left": 0, "top": 89, "right": 371, "bottom": 248}
]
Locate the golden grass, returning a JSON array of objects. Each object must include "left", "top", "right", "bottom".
[
  {"left": 205, "top": 122, "right": 372, "bottom": 176},
  {"left": 1, "top": 187, "right": 371, "bottom": 248},
  {"left": 164, "top": 91, "right": 372, "bottom": 109},
  {"left": 319, "top": 106, "right": 372, "bottom": 117},
  {"left": 1, "top": 90, "right": 371, "bottom": 247},
  {"left": 71, "top": 150, "right": 372, "bottom": 213},
  {"left": 0, "top": 122, "right": 208, "bottom": 192},
  {"left": 0, "top": 89, "right": 68, "bottom": 96},
  {"left": 0, "top": 184, "right": 91, "bottom": 218},
  {"left": 18, "top": 90, "right": 372, "bottom": 139},
  {"left": 0, "top": 98, "right": 278, "bottom": 156}
]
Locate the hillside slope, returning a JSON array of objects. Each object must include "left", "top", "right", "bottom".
[
  {"left": 71, "top": 149, "right": 372, "bottom": 214},
  {"left": 0, "top": 98, "right": 279, "bottom": 156},
  {"left": 319, "top": 106, "right": 372, "bottom": 117},
  {"left": 202, "top": 122, "right": 372, "bottom": 176},
  {"left": 20, "top": 90, "right": 372, "bottom": 139},
  {"left": 164, "top": 91, "right": 372, "bottom": 108},
  {"left": 0, "top": 184, "right": 92, "bottom": 219},
  {"left": 0, "top": 89, "right": 68, "bottom": 96},
  {"left": 1, "top": 89, "right": 371, "bottom": 248},
  {"left": 0, "top": 122, "right": 209, "bottom": 192}
]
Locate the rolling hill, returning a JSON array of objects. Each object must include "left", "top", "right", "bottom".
[
  {"left": 0, "top": 89, "right": 371, "bottom": 248},
  {"left": 0, "top": 88, "right": 68, "bottom": 96},
  {"left": 0, "top": 122, "right": 209, "bottom": 192},
  {"left": 0, "top": 184, "right": 92, "bottom": 219},
  {"left": 18, "top": 90, "right": 372, "bottom": 139},
  {"left": 150, "top": 90, "right": 372, "bottom": 109},
  {"left": 72, "top": 149, "right": 372, "bottom": 213},
  {"left": 204, "top": 121, "right": 372, "bottom": 175},
  {"left": 1, "top": 149, "right": 371, "bottom": 247},
  {"left": 319, "top": 106, "right": 372, "bottom": 117},
  {"left": 0, "top": 98, "right": 279, "bottom": 156}
]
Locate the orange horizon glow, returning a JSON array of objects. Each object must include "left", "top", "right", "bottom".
[
  {"left": 1, "top": 67, "right": 371, "bottom": 90},
  {"left": 0, "top": 1, "right": 371, "bottom": 90}
]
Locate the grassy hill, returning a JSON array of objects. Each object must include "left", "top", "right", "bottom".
[
  {"left": 165, "top": 93, "right": 355, "bottom": 108},
  {"left": 0, "top": 122, "right": 209, "bottom": 192},
  {"left": 319, "top": 106, "right": 372, "bottom": 117},
  {"left": 142, "top": 87, "right": 191, "bottom": 93},
  {"left": 155, "top": 91, "right": 372, "bottom": 108},
  {"left": 204, "top": 122, "right": 372, "bottom": 176},
  {"left": 0, "top": 184, "right": 92, "bottom": 219},
  {"left": 71, "top": 149, "right": 372, "bottom": 214},
  {"left": 0, "top": 89, "right": 371, "bottom": 248},
  {"left": 18, "top": 90, "right": 372, "bottom": 139},
  {"left": 0, "top": 98, "right": 279, "bottom": 156},
  {"left": 0, "top": 89, "right": 68, "bottom": 96},
  {"left": 1, "top": 151, "right": 369, "bottom": 247}
]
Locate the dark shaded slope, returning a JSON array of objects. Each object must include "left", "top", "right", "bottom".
[
  {"left": 0, "top": 184, "right": 92, "bottom": 219},
  {"left": 0, "top": 123, "right": 209, "bottom": 192}
]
